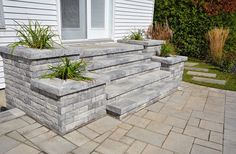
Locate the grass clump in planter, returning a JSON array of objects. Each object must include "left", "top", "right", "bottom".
[
  {"left": 10, "top": 20, "right": 59, "bottom": 50},
  {"left": 160, "top": 42, "right": 176, "bottom": 57},
  {"left": 124, "top": 29, "right": 145, "bottom": 40},
  {"left": 44, "top": 57, "right": 92, "bottom": 81}
]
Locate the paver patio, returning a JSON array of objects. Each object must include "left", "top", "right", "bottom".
[{"left": 0, "top": 82, "right": 236, "bottom": 154}]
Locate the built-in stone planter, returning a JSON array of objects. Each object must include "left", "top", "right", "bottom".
[
  {"left": 0, "top": 46, "right": 108, "bottom": 134},
  {"left": 117, "top": 39, "right": 165, "bottom": 56},
  {"left": 152, "top": 56, "right": 188, "bottom": 82}
]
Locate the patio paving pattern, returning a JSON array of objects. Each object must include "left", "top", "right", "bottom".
[{"left": 0, "top": 82, "right": 236, "bottom": 154}]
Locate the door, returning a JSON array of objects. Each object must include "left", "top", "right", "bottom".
[
  {"left": 87, "top": 0, "right": 111, "bottom": 39},
  {"left": 61, "top": 0, "right": 86, "bottom": 40}
]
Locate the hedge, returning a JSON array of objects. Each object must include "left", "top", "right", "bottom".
[{"left": 154, "top": 0, "right": 236, "bottom": 58}]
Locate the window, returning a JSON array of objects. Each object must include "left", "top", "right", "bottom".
[
  {"left": 61, "top": 0, "right": 80, "bottom": 28},
  {"left": 0, "top": 0, "right": 5, "bottom": 28},
  {"left": 91, "top": 0, "right": 105, "bottom": 28}
]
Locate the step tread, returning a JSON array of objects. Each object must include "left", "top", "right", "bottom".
[
  {"left": 106, "top": 81, "right": 178, "bottom": 116},
  {"left": 184, "top": 67, "right": 209, "bottom": 72},
  {"left": 105, "top": 70, "right": 171, "bottom": 99},
  {"left": 187, "top": 71, "right": 216, "bottom": 78},
  {"left": 192, "top": 76, "right": 226, "bottom": 85},
  {"left": 88, "top": 53, "right": 152, "bottom": 71},
  {"left": 100, "top": 61, "right": 161, "bottom": 81}
]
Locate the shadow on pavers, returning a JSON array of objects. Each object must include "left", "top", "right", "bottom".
[{"left": 0, "top": 90, "right": 6, "bottom": 107}]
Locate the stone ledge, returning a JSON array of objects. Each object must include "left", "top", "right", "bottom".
[
  {"left": 117, "top": 39, "right": 165, "bottom": 47},
  {"left": 151, "top": 56, "right": 188, "bottom": 65},
  {"left": 0, "top": 43, "right": 144, "bottom": 60},
  {"left": 74, "top": 43, "right": 144, "bottom": 58},
  {"left": 31, "top": 73, "right": 108, "bottom": 97},
  {"left": 0, "top": 46, "right": 81, "bottom": 60}
]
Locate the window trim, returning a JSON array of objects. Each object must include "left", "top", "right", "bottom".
[{"left": 0, "top": 0, "right": 5, "bottom": 29}]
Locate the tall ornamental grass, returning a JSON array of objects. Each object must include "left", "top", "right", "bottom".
[
  {"left": 147, "top": 20, "right": 173, "bottom": 41},
  {"left": 207, "top": 27, "right": 229, "bottom": 64},
  {"left": 10, "top": 20, "right": 59, "bottom": 50},
  {"left": 44, "top": 57, "right": 92, "bottom": 81}
]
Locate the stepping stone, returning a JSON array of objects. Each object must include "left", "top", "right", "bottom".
[
  {"left": 187, "top": 71, "right": 216, "bottom": 78},
  {"left": 185, "top": 62, "right": 199, "bottom": 67},
  {"left": 192, "top": 77, "right": 226, "bottom": 85},
  {"left": 184, "top": 67, "right": 209, "bottom": 72}
]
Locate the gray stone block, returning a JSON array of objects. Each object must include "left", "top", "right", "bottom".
[
  {"left": 117, "top": 39, "right": 165, "bottom": 47},
  {"left": 152, "top": 56, "right": 188, "bottom": 65},
  {"left": 192, "top": 77, "right": 226, "bottom": 85},
  {"left": 187, "top": 71, "right": 217, "bottom": 78}
]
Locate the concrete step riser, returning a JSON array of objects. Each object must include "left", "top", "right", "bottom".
[
  {"left": 87, "top": 53, "right": 153, "bottom": 71},
  {"left": 88, "top": 50, "right": 143, "bottom": 60},
  {"left": 90, "top": 59, "right": 151, "bottom": 72},
  {"left": 107, "top": 75, "right": 170, "bottom": 104},
  {"left": 106, "top": 70, "right": 171, "bottom": 99},
  {"left": 109, "top": 67, "right": 160, "bottom": 84}
]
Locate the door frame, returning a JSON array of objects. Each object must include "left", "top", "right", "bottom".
[{"left": 56, "top": 0, "right": 114, "bottom": 42}]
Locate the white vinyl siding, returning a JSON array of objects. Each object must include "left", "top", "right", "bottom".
[
  {"left": 0, "top": 0, "right": 59, "bottom": 89},
  {"left": 0, "top": 0, "right": 59, "bottom": 46},
  {"left": 113, "top": 0, "right": 154, "bottom": 39},
  {"left": 0, "top": 56, "right": 5, "bottom": 89},
  {"left": 0, "top": 0, "right": 4, "bottom": 28}
]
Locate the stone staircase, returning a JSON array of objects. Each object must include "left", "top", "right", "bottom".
[
  {"left": 1, "top": 41, "right": 186, "bottom": 134},
  {"left": 79, "top": 42, "right": 181, "bottom": 118}
]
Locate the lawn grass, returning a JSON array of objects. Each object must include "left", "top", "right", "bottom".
[{"left": 183, "top": 58, "right": 236, "bottom": 91}]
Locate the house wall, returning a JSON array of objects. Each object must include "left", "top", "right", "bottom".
[
  {"left": 113, "top": 0, "right": 155, "bottom": 39},
  {"left": 0, "top": 0, "right": 59, "bottom": 46},
  {"left": 0, "top": 0, "right": 59, "bottom": 89}
]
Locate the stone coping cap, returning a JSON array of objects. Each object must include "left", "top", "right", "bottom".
[
  {"left": 69, "top": 43, "right": 144, "bottom": 58},
  {"left": 0, "top": 43, "right": 144, "bottom": 60},
  {"left": 31, "top": 72, "right": 108, "bottom": 97},
  {"left": 152, "top": 56, "right": 188, "bottom": 65},
  {"left": 117, "top": 39, "right": 165, "bottom": 46},
  {"left": 0, "top": 46, "right": 82, "bottom": 60}
]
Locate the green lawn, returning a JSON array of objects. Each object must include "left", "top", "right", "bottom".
[{"left": 183, "top": 59, "right": 236, "bottom": 91}]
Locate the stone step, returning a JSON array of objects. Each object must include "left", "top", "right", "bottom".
[
  {"left": 88, "top": 53, "right": 152, "bottom": 71},
  {"left": 98, "top": 61, "right": 161, "bottom": 82},
  {"left": 105, "top": 70, "right": 170, "bottom": 99},
  {"left": 106, "top": 80, "right": 178, "bottom": 117},
  {"left": 184, "top": 67, "right": 209, "bottom": 72},
  {"left": 192, "top": 77, "right": 226, "bottom": 85},
  {"left": 185, "top": 62, "right": 199, "bottom": 67},
  {"left": 187, "top": 71, "right": 217, "bottom": 78}
]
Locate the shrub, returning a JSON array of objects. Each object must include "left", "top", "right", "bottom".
[
  {"left": 146, "top": 20, "right": 173, "bottom": 40},
  {"left": 160, "top": 43, "right": 176, "bottom": 57},
  {"left": 44, "top": 57, "right": 92, "bottom": 81},
  {"left": 154, "top": 0, "right": 236, "bottom": 58},
  {"left": 220, "top": 52, "right": 236, "bottom": 72},
  {"left": 124, "top": 29, "right": 145, "bottom": 40},
  {"left": 10, "top": 20, "right": 59, "bottom": 50},
  {"left": 207, "top": 27, "right": 229, "bottom": 64}
]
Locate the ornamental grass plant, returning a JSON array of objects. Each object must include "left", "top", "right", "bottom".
[
  {"left": 10, "top": 20, "right": 59, "bottom": 50},
  {"left": 207, "top": 27, "right": 229, "bottom": 65},
  {"left": 124, "top": 29, "right": 145, "bottom": 40},
  {"left": 147, "top": 20, "right": 173, "bottom": 41},
  {"left": 44, "top": 57, "right": 92, "bottom": 81}
]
